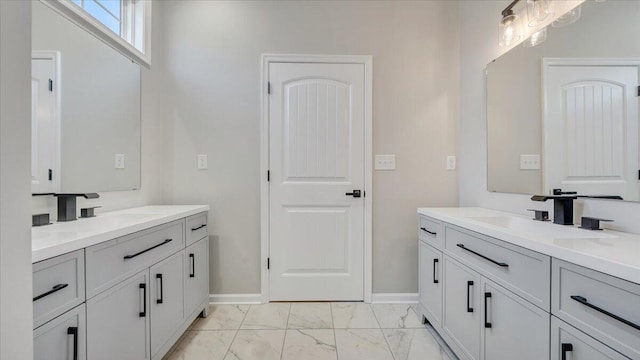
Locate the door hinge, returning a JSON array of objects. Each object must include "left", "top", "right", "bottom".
[
  {"left": 637, "top": 85, "right": 639, "bottom": 96},
  {"left": 638, "top": 169, "right": 640, "bottom": 180},
  {"left": 363, "top": 191, "right": 366, "bottom": 198},
  {"left": 268, "top": 81, "right": 271, "bottom": 95},
  {"left": 48, "top": 169, "right": 53, "bottom": 181},
  {"left": 267, "top": 257, "right": 270, "bottom": 270},
  {"left": 267, "top": 170, "right": 270, "bottom": 182},
  {"left": 48, "top": 79, "right": 53, "bottom": 92}
]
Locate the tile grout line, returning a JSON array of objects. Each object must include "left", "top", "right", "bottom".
[
  {"left": 371, "top": 303, "right": 397, "bottom": 360},
  {"left": 223, "top": 304, "right": 252, "bottom": 359},
  {"left": 280, "top": 303, "right": 293, "bottom": 360},
  {"left": 329, "top": 303, "right": 339, "bottom": 360}
]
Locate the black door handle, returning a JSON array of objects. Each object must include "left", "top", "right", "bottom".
[
  {"left": 345, "top": 190, "right": 362, "bottom": 198},
  {"left": 156, "top": 274, "right": 163, "bottom": 304},
  {"left": 433, "top": 259, "right": 439, "bottom": 284},
  {"left": 467, "top": 281, "right": 474, "bottom": 312},
  {"left": 139, "top": 283, "right": 146, "bottom": 317},
  {"left": 571, "top": 295, "right": 640, "bottom": 331},
  {"left": 67, "top": 326, "right": 78, "bottom": 360},
  {"left": 33, "top": 283, "right": 68, "bottom": 301},
  {"left": 561, "top": 343, "right": 573, "bottom": 360},
  {"left": 420, "top": 227, "right": 437, "bottom": 236},
  {"left": 456, "top": 244, "right": 509, "bottom": 268},
  {"left": 124, "top": 239, "right": 172, "bottom": 260},
  {"left": 189, "top": 253, "right": 195, "bottom": 278},
  {"left": 484, "top": 292, "right": 492, "bottom": 328}
]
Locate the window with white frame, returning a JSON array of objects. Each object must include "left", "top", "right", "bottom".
[{"left": 70, "top": 0, "right": 146, "bottom": 54}]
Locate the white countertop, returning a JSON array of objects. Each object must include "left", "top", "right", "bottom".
[
  {"left": 32, "top": 205, "right": 209, "bottom": 263},
  {"left": 418, "top": 207, "right": 640, "bottom": 284}
]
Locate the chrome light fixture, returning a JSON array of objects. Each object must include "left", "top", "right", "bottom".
[
  {"left": 526, "top": 0, "right": 553, "bottom": 27},
  {"left": 522, "top": 27, "right": 547, "bottom": 47},
  {"left": 499, "top": 7, "right": 523, "bottom": 46},
  {"left": 552, "top": 5, "right": 581, "bottom": 27}
]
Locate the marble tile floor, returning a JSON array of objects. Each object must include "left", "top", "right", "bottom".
[{"left": 164, "top": 302, "right": 455, "bottom": 360}]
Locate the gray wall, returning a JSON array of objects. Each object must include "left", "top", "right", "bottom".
[
  {"left": 159, "top": 0, "right": 460, "bottom": 295},
  {"left": 459, "top": 0, "right": 640, "bottom": 234},
  {"left": 0, "top": 1, "right": 33, "bottom": 358}
]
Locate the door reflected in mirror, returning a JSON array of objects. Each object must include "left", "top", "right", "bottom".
[
  {"left": 31, "top": 1, "right": 141, "bottom": 194},
  {"left": 487, "top": 0, "right": 640, "bottom": 201}
]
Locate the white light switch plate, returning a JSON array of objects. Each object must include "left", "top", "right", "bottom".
[
  {"left": 375, "top": 155, "right": 396, "bottom": 170},
  {"left": 520, "top": 154, "right": 541, "bottom": 170},
  {"left": 447, "top": 156, "right": 456, "bottom": 170},
  {"left": 114, "top": 154, "right": 125, "bottom": 169},
  {"left": 197, "top": 154, "right": 208, "bottom": 170}
]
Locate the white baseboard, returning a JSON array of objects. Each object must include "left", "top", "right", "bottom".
[
  {"left": 209, "top": 293, "right": 263, "bottom": 304},
  {"left": 370, "top": 293, "right": 419, "bottom": 304}
]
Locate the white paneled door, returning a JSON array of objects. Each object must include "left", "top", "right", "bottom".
[
  {"left": 269, "top": 62, "right": 365, "bottom": 301},
  {"left": 544, "top": 62, "right": 639, "bottom": 200}
]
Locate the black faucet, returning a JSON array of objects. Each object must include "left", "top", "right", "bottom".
[
  {"left": 54, "top": 193, "right": 100, "bottom": 222},
  {"left": 530, "top": 195, "right": 578, "bottom": 225}
]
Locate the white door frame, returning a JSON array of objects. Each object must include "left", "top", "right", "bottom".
[
  {"left": 260, "top": 54, "right": 373, "bottom": 303},
  {"left": 541, "top": 58, "right": 640, "bottom": 194}
]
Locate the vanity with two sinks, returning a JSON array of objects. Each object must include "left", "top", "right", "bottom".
[
  {"left": 416, "top": 207, "right": 640, "bottom": 360},
  {"left": 32, "top": 205, "right": 210, "bottom": 360}
]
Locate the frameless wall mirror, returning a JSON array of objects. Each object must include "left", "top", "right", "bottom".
[
  {"left": 31, "top": 1, "right": 141, "bottom": 194},
  {"left": 487, "top": 0, "right": 640, "bottom": 201}
]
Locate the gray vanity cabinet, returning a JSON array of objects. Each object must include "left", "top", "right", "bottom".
[
  {"left": 34, "top": 304, "right": 86, "bottom": 360},
  {"left": 551, "top": 317, "right": 630, "bottom": 360},
  {"left": 150, "top": 251, "right": 185, "bottom": 357},
  {"left": 185, "top": 237, "right": 209, "bottom": 318},
  {"left": 482, "top": 279, "right": 549, "bottom": 360},
  {"left": 443, "top": 255, "right": 481, "bottom": 360},
  {"left": 87, "top": 269, "right": 150, "bottom": 360},
  {"left": 419, "top": 240, "right": 442, "bottom": 327}
]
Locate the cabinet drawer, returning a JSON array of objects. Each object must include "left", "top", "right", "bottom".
[
  {"left": 34, "top": 304, "right": 86, "bottom": 360},
  {"left": 552, "top": 259, "right": 640, "bottom": 359},
  {"left": 33, "top": 250, "right": 85, "bottom": 328},
  {"left": 419, "top": 216, "right": 444, "bottom": 249},
  {"left": 445, "top": 225, "right": 550, "bottom": 310},
  {"left": 186, "top": 212, "right": 208, "bottom": 247},
  {"left": 551, "top": 316, "right": 629, "bottom": 360},
  {"left": 86, "top": 220, "right": 185, "bottom": 299}
]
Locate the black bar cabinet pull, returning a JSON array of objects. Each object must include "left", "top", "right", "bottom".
[
  {"left": 191, "top": 224, "right": 206, "bottom": 231},
  {"left": 561, "top": 343, "right": 573, "bottom": 360},
  {"left": 433, "top": 259, "right": 439, "bottom": 284},
  {"left": 189, "top": 253, "right": 195, "bottom": 278},
  {"left": 67, "top": 326, "right": 78, "bottom": 360},
  {"left": 467, "top": 281, "right": 474, "bottom": 312},
  {"left": 484, "top": 292, "right": 492, "bottom": 328},
  {"left": 124, "top": 239, "right": 172, "bottom": 260},
  {"left": 33, "top": 283, "right": 68, "bottom": 301},
  {"left": 571, "top": 295, "right": 640, "bottom": 331},
  {"left": 420, "top": 227, "right": 437, "bottom": 236},
  {"left": 156, "top": 274, "right": 164, "bottom": 304},
  {"left": 456, "top": 244, "right": 509, "bottom": 268},
  {"left": 139, "top": 283, "right": 146, "bottom": 317}
]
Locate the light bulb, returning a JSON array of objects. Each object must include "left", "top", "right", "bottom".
[
  {"left": 527, "top": 0, "right": 553, "bottom": 27},
  {"left": 499, "top": 12, "right": 522, "bottom": 46}
]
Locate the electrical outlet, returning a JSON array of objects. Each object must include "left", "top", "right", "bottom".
[
  {"left": 375, "top": 155, "right": 396, "bottom": 170},
  {"left": 114, "top": 154, "right": 125, "bottom": 169},
  {"left": 197, "top": 154, "right": 208, "bottom": 170},
  {"left": 447, "top": 156, "right": 456, "bottom": 170},
  {"left": 520, "top": 154, "right": 541, "bottom": 170}
]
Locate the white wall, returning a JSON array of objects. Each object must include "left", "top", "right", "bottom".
[
  {"left": 160, "top": 0, "right": 460, "bottom": 295},
  {"left": 458, "top": 0, "right": 640, "bottom": 234},
  {"left": 0, "top": 1, "right": 34, "bottom": 358}
]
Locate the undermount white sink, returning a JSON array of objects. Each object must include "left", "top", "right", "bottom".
[{"left": 467, "top": 215, "right": 617, "bottom": 239}]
